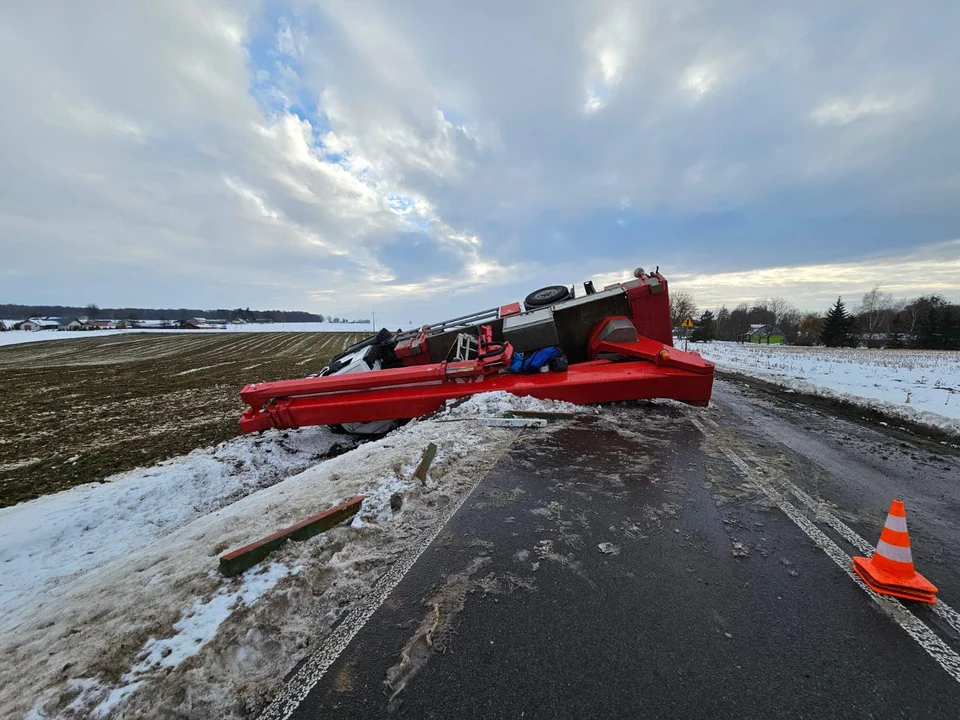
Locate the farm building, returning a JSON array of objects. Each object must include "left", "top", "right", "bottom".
[
  {"left": 64, "top": 318, "right": 88, "bottom": 331},
  {"left": 744, "top": 324, "right": 785, "bottom": 344},
  {"left": 17, "top": 317, "right": 62, "bottom": 332},
  {"left": 182, "top": 318, "right": 228, "bottom": 329},
  {"left": 84, "top": 319, "right": 116, "bottom": 330}
]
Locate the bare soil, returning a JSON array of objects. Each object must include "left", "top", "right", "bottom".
[{"left": 0, "top": 332, "right": 366, "bottom": 507}]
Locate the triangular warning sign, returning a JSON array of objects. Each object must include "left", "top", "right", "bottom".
[{"left": 681, "top": 316, "right": 695, "bottom": 329}]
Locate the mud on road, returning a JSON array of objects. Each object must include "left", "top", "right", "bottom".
[{"left": 0, "top": 332, "right": 366, "bottom": 507}]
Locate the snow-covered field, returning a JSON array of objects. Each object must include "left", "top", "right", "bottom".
[
  {"left": 0, "top": 392, "right": 581, "bottom": 719},
  {"left": 0, "top": 322, "right": 372, "bottom": 348},
  {"left": 697, "top": 342, "right": 960, "bottom": 435}
]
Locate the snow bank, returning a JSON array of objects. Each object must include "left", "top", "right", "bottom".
[
  {"left": 698, "top": 342, "right": 960, "bottom": 435},
  {"left": 2, "top": 392, "right": 571, "bottom": 719},
  {"left": 0, "top": 427, "right": 353, "bottom": 632},
  {"left": 446, "top": 389, "right": 584, "bottom": 418}
]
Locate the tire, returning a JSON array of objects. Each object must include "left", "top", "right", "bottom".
[{"left": 524, "top": 285, "right": 571, "bottom": 308}]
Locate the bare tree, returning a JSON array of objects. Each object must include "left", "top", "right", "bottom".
[
  {"left": 669, "top": 291, "right": 697, "bottom": 328},
  {"left": 858, "top": 285, "right": 894, "bottom": 336},
  {"left": 766, "top": 297, "right": 794, "bottom": 326}
]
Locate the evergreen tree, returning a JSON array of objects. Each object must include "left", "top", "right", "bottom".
[
  {"left": 716, "top": 306, "right": 730, "bottom": 340},
  {"left": 821, "top": 297, "right": 852, "bottom": 347},
  {"left": 691, "top": 310, "right": 716, "bottom": 341}
]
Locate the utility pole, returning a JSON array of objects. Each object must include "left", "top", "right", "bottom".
[{"left": 372, "top": 310, "right": 376, "bottom": 330}]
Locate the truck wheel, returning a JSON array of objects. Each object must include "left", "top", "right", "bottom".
[{"left": 524, "top": 285, "right": 571, "bottom": 308}]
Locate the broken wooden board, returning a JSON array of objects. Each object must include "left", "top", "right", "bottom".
[
  {"left": 219, "top": 495, "right": 366, "bottom": 576},
  {"left": 413, "top": 443, "right": 438, "bottom": 484}
]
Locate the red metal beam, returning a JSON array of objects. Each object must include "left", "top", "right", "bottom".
[{"left": 239, "top": 357, "right": 713, "bottom": 433}]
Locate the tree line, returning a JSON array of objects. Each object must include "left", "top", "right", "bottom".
[
  {"left": 0, "top": 304, "right": 370, "bottom": 325},
  {"left": 669, "top": 288, "right": 960, "bottom": 350}
]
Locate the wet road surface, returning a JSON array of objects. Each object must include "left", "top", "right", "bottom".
[{"left": 263, "top": 376, "right": 960, "bottom": 719}]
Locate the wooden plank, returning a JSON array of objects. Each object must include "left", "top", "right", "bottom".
[
  {"left": 413, "top": 443, "right": 438, "bottom": 485},
  {"left": 219, "top": 495, "right": 366, "bottom": 577}
]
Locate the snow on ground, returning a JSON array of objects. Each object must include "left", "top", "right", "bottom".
[
  {"left": 2, "top": 392, "right": 580, "bottom": 720},
  {"left": 0, "top": 428, "right": 356, "bottom": 632},
  {"left": 697, "top": 342, "right": 960, "bottom": 435},
  {"left": 0, "top": 323, "right": 372, "bottom": 348},
  {"left": 0, "top": 328, "right": 148, "bottom": 347}
]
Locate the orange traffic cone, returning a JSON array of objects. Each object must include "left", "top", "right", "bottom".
[{"left": 853, "top": 499, "right": 937, "bottom": 604}]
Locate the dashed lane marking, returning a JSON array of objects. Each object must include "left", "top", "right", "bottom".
[{"left": 690, "top": 416, "right": 960, "bottom": 685}]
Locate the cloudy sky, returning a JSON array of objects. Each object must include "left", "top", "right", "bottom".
[{"left": 2, "top": 1, "right": 959, "bottom": 325}]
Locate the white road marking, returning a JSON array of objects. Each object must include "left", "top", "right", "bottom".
[
  {"left": 738, "top": 447, "right": 960, "bottom": 640},
  {"left": 256, "top": 437, "right": 519, "bottom": 720},
  {"left": 690, "top": 416, "right": 960, "bottom": 684}
]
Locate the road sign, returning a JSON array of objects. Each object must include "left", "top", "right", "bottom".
[{"left": 681, "top": 316, "right": 695, "bottom": 329}]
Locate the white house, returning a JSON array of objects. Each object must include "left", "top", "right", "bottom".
[{"left": 20, "top": 317, "right": 61, "bottom": 331}]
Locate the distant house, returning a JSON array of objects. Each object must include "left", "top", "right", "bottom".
[
  {"left": 19, "top": 317, "right": 61, "bottom": 332},
  {"left": 64, "top": 318, "right": 88, "bottom": 331},
  {"left": 182, "top": 317, "right": 227, "bottom": 329},
  {"left": 744, "top": 324, "right": 785, "bottom": 344},
  {"left": 84, "top": 319, "right": 116, "bottom": 330}
]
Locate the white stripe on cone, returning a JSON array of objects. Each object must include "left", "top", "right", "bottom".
[
  {"left": 876, "top": 539, "right": 914, "bottom": 564},
  {"left": 884, "top": 515, "right": 908, "bottom": 533}
]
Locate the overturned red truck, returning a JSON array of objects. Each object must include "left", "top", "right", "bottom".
[{"left": 239, "top": 269, "right": 714, "bottom": 435}]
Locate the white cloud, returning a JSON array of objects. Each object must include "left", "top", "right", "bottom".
[
  {"left": 670, "top": 240, "right": 960, "bottom": 309},
  {"left": 275, "top": 16, "right": 304, "bottom": 59},
  {"left": 811, "top": 93, "right": 917, "bottom": 126},
  {"left": 581, "top": 2, "right": 637, "bottom": 113},
  {"left": 679, "top": 63, "right": 718, "bottom": 100}
]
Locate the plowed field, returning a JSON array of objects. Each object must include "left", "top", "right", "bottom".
[{"left": 0, "top": 332, "right": 367, "bottom": 506}]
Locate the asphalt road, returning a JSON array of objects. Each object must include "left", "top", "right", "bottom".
[{"left": 264, "top": 376, "right": 960, "bottom": 719}]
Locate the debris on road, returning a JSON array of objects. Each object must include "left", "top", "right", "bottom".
[
  {"left": 218, "top": 496, "right": 366, "bottom": 577},
  {"left": 598, "top": 542, "right": 621, "bottom": 556}
]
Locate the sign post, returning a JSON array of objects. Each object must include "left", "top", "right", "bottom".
[{"left": 680, "top": 316, "right": 694, "bottom": 351}]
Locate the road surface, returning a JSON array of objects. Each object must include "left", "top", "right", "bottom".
[{"left": 261, "top": 375, "right": 960, "bottom": 719}]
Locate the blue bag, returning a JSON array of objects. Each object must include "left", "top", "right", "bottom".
[{"left": 509, "top": 346, "right": 567, "bottom": 374}]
